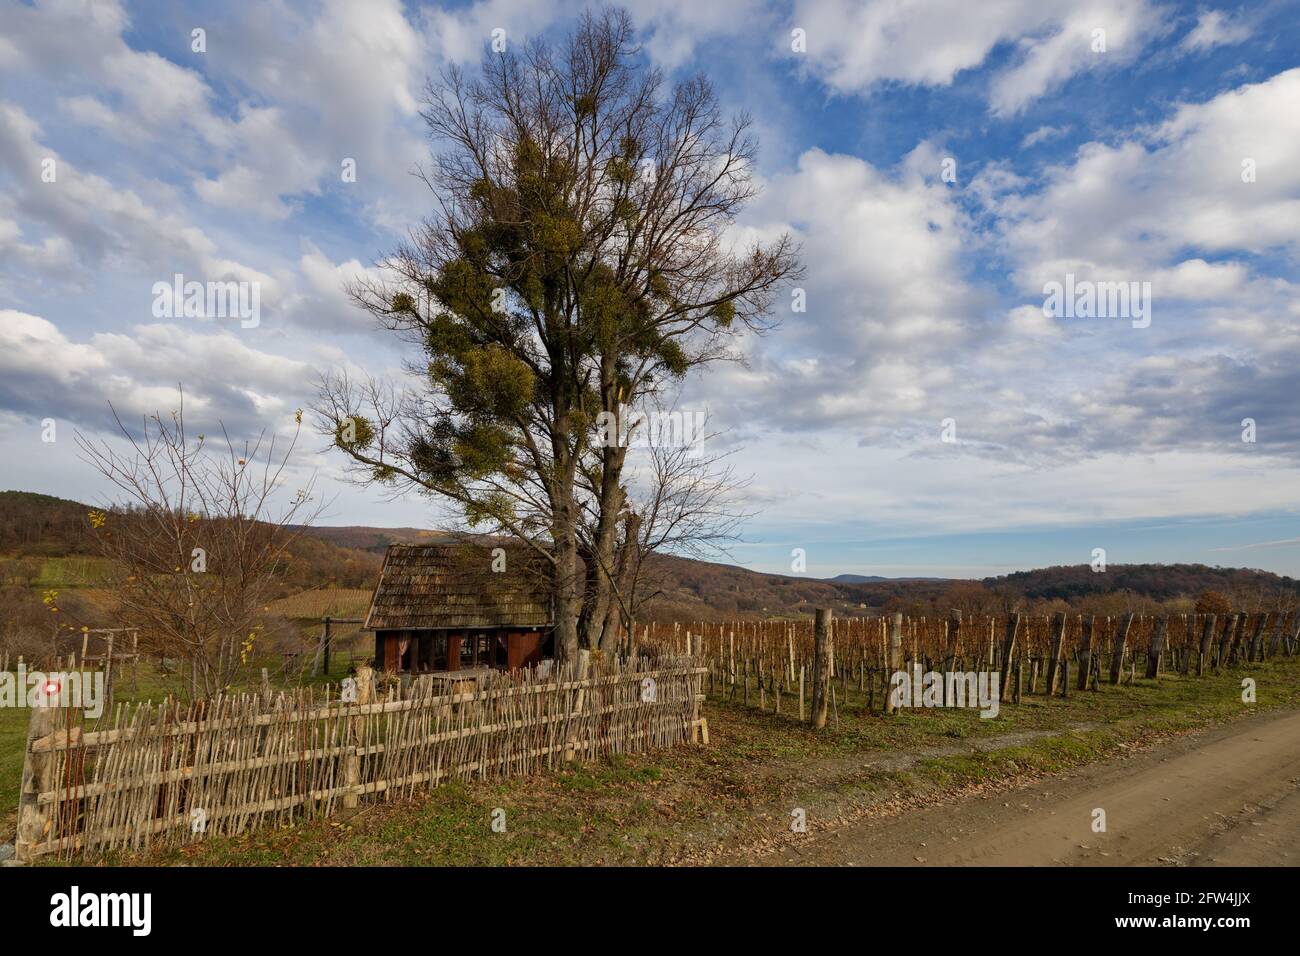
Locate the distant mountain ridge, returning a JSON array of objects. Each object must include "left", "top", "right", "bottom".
[{"left": 823, "top": 573, "right": 948, "bottom": 583}]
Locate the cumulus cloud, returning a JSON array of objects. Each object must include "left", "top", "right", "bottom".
[
  {"left": 693, "top": 68, "right": 1300, "bottom": 472},
  {"left": 0, "top": 102, "right": 275, "bottom": 296},
  {"left": 0, "top": 0, "right": 225, "bottom": 144},
  {"left": 789, "top": 0, "right": 1164, "bottom": 114},
  {"left": 0, "top": 309, "right": 314, "bottom": 438},
  {"left": 693, "top": 146, "right": 980, "bottom": 432},
  {"left": 986, "top": 68, "right": 1300, "bottom": 285},
  {"left": 988, "top": 0, "right": 1164, "bottom": 116},
  {"left": 1180, "top": 9, "right": 1254, "bottom": 52},
  {"left": 959, "top": 69, "right": 1300, "bottom": 461}
]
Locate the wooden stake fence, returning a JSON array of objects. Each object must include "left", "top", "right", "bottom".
[
  {"left": 638, "top": 609, "right": 1297, "bottom": 720},
  {"left": 14, "top": 655, "right": 706, "bottom": 862}
]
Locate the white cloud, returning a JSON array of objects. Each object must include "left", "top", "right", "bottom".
[
  {"left": 1180, "top": 9, "right": 1253, "bottom": 52},
  {"left": 790, "top": 0, "right": 1164, "bottom": 114},
  {"left": 988, "top": 0, "right": 1164, "bottom": 117},
  {"left": 984, "top": 68, "right": 1300, "bottom": 289},
  {"left": 1021, "top": 125, "right": 1069, "bottom": 148},
  {"left": 0, "top": 310, "right": 314, "bottom": 437},
  {"left": 0, "top": 103, "right": 276, "bottom": 296},
  {"left": 694, "top": 145, "right": 979, "bottom": 431}
]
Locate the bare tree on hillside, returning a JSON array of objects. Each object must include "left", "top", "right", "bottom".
[{"left": 76, "top": 393, "right": 320, "bottom": 698}]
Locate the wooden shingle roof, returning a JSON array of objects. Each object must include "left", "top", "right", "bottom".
[{"left": 363, "top": 543, "right": 552, "bottom": 631}]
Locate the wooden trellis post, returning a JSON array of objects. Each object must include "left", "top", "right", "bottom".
[
  {"left": 1077, "top": 616, "right": 1095, "bottom": 691},
  {"left": 1043, "top": 611, "right": 1066, "bottom": 696},
  {"left": 1198, "top": 614, "right": 1216, "bottom": 676},
  {"left": 999, "top": 614, "right": 1021, "bottom": 698},
  {"left": 1248, "top": 613, "right": 1269, "bottom": 662},
  {"left": 943, "top": 611, "right": 961, "bottom": 704},
  {"left": 1109, "top": 612, "right": 1134, "bottom": 684},
  {"left": 1145, "top": 616, "right": 1168, "bottom": 680},
  {"left": 810, "top": 609, "right": 832, "bottom": 729},
  {"left": 885, "top": 612, "right": 903, "bottom": 715},
  {"left": 691, "top": 634, "right": 707, "bottom": 743}
]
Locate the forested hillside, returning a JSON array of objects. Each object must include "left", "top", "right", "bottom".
[{"left": 3, "top": 490, "right": 1297, "bottom": 621}]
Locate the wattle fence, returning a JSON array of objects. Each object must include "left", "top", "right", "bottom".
[{"left": 15, "top": 654, "right": 706, "bottom": 862}]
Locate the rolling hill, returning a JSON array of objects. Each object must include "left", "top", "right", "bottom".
[{"left": 3, "top": 490, "right": 1298, "bottom": 620}]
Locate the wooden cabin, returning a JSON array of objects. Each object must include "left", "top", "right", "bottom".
[{"left": 363, "top": 543, "right": 554, "bottom": 674}]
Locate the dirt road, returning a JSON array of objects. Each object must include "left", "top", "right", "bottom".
[{"left": 753, "top": 708, "right": 1300, "bottom": 866}]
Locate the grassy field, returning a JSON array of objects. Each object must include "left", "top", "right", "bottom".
[
  {"left": 263, "top": 588, "right": 373, "bottom": 619},
  {"left": 13, "top": 653, "right": 1299, "bottom": 865},
  {"left": 30, "top": 555, "right": 117, "bottom": 589}
]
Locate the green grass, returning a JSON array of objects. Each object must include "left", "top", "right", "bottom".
[
  {"left": 19, "top": 654, "right": 1298, "bottom": 866},
  {"left": 32, "top": 555, "right": 116, "bottom": 589}
]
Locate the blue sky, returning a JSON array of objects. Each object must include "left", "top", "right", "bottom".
[{"left": 2, "top": 0, "right": 1300, "bottom": 579}]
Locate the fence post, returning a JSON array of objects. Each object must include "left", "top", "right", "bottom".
[
  {"left": 342, "top": 663, "right": 373, "bottom": 811},
  {"left": 322, "top": 617, "right": 332, "bottom": 676},
  {"left": 1248, "top": 613, "right": 1269, "bottom": 663},
  {"left": 811, "top": 609, "right": 832, "bottom": 729},
  {"left": 312, "top": 617, "right": 333, "bottom": 677},
  {"left": 1265, "top": 613, "right": 1286, "bottom": 659},
  {"left": 1145, "top": 616, "right": 1168, "bottom": 680},
  {"left": 565, "top": 650, "right": 592, "bottom": 762},
  {"left": 103, "top": 631, "right": 116, "bottom": 713},
  {"left": 690, "top": 635, "right": 705, "bottom": 744},
  {"left": 1218, "top": 614, "right": 1239, "bottom": 668},
  {"left": 1077, "top": 616, "right": 1095, "bottom": 691},
  {"left": 1043, "top": 611, "right": 1066, "bottom": 696},
  {"left": 1197, "top": 615, "right": 1216, "bottom": 676},
  {"left": 15, "top": 698, "right": 59, "bottom": 863},
  {"left": 1109, "top": 612, "right": 1134, "bottom": 684},
  {"left": 943, "top": 611, "right": 961, "bottom": 705},
  {"left": 885, "top": 613, "right": 903, "bottom": 715},
  {"left": 999, "top": 614, "right": 1021, "bottom": 699}
]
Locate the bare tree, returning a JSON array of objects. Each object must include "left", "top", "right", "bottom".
[
  {"left": 580, "top": 407, "right": 753, "bottom": 655},
  {"left": 315, "top": 8, "right": 800, "bottom": 660},
  {"left": 76, "top": 393, "right": 320, "bottom": 698}
]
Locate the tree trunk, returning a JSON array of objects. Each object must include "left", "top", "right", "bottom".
[
  {"left": 599, "top": 512, "right": 640, "bottom": 657},
  {"left": 581, "top": 427, "right": 629, "bottom": 651},
  {"left": 551, "top": 504, "right": 581, "bottom": 662}
]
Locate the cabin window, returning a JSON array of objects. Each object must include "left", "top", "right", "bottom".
[
  {"left": 430, "top": 634, "right": 448, "bottom": 669},
  {"left": 459, "top": 634, "right": 478, "bottom": 667}
]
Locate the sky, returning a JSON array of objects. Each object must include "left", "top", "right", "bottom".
[{"left": 2, "top": 0, "right": 1299, "bottom": 579}]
